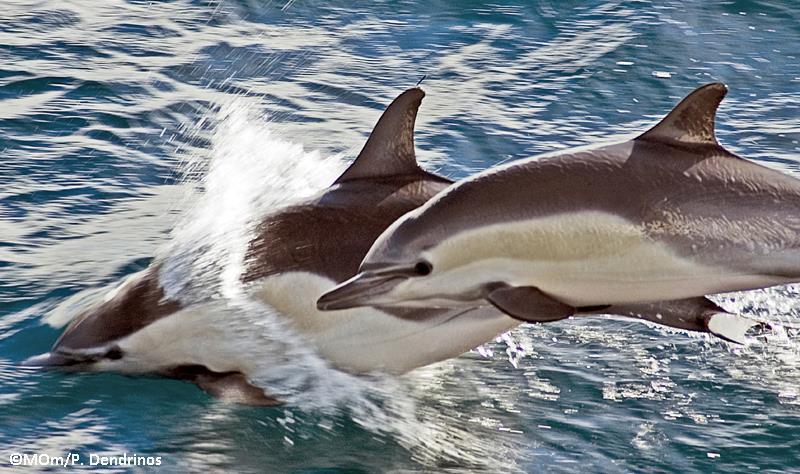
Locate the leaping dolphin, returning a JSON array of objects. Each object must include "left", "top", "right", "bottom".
[
  {"left": 25, "top": 88, "right": 519, "bottom": 404},
  {"left": 317, "top": 83, "right": 790, "bottom": 342}
]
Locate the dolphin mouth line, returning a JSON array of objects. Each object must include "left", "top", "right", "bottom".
[{"left": 317, "top": 273, "right": 406, "bottom": 311}]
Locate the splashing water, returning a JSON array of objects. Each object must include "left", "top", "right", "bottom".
[
  {"left": 151, "top": 100, "right": 392, "bottom": 409},
  {"left": 140, "top": 100, "right": 521, "bottom": 469},
  {"left": 160, "top": 100, "right": 345, "bottom": 303}
]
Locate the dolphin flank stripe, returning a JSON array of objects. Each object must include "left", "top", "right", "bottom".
[{"left": 418, "top": 212, "right": 784, "bottom": 307}]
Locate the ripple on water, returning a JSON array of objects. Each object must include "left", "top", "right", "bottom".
[{"left": 2, "top": 0, "right": 800, "bottom": 472}]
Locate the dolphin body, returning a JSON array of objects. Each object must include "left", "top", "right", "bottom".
[
  {"left": 25, "top": 88, "right": 518, "bottom": 404},
  {"left": 318, "top": 83, "right": 791, "bottom": 342}
]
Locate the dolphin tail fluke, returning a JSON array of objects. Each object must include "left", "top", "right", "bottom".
[
  {"left": 582, "top": 297, "right": 767, "bottom": 344},
  {"left": 705, "top": 312, "right": 770, "bottom": 345}
]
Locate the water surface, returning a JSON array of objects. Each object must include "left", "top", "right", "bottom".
[{"left": 2, "top": 1, "right": 800, "bottom": 472}]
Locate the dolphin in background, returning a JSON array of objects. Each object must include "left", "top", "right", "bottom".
[
  {"left": 318, "top": 83, "right": 788, "bottom": 343},
  {"left": 25, "top": 88, "right": 519, "bottom": 404}
]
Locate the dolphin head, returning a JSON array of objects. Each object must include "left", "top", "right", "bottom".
[
  {"left": 316, "top": 206, "right": 485, "bottom": 311},
  {"left": 314, "top": 264, "right": 427, "bottom": 311}
]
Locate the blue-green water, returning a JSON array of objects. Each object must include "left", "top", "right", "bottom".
[{"left": 2, "top": 1, "right": 800, "bottom": 472}]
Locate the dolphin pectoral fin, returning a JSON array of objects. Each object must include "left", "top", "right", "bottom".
[
  {"left": 192, "top": 372, "right": 281, "bottom": 407},
  {"left": 584, "top": 297, "right": 767, "bottom": 344},
  {"left": 486, "top": 285, "right": 576, "bottom": 323}
]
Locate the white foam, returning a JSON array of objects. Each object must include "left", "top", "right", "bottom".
[
  {"left": 158, "top": 100, "right": 345, "bottom": 304},
  {"left": 145, "top": 100, "right": 369, "bottom": 405}
]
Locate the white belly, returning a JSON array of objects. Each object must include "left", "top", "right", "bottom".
[
  {"left": 421, "top": 211, "right": 787, "bottom": 307},
  {"left": 96, "top": 272, "right": 516, "bottom": 377},
  {"left": 249, "top": 272, "right": 517, "bottom": 374}
]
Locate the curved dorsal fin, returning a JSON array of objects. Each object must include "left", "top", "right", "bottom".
[
  {"left": 335, "top": 88, "right": 424, "bottom": 183},
  {"left": 637, "top": 82, "right": 727, "bottom": 146}
]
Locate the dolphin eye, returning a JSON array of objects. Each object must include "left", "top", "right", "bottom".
[{"left": 414, "top": 260, "right": 433, "bottom": 276}]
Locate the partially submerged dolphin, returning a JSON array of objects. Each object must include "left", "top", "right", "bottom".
[
  {"left": 318, "top": 83, "right": 788, "bottom": 342},
  {"left": 25, "top": 88, "right": 518, "bottom": 404}
]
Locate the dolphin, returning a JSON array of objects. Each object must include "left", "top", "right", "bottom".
[
  {"left": 25, "top": 88, "right": 518, "bottom": 404},
  {"left": 317, "top": 83, "right": 788, "bottom": 343}
]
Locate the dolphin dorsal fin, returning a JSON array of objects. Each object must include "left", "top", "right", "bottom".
[
  {"left": 637, "top": 82, "right": 727, "bottom": 146},
  {"left": 335, "top": 88, "right": 424, "bottom": 183}
]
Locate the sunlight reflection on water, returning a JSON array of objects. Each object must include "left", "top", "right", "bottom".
[{"left": 2, "top": 0, "right": 800, "bottom": 472}]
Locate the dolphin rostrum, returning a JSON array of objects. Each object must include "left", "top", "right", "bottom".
[
  {"left": 317, "top": 83, "right": 788, "bottom": 343},
  {"left": 25, "top": 88, "right": 518, "bottom": 404}
]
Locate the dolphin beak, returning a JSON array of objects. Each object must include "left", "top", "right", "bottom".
[
  {"left": 21, "top": 352, "right": 57, "bottom": 367},
  {"left": 317, "top": 272, "right": 405, "bottom": 311},
  {"left": 21, "top": 351, "right": 74, "bottom": 367}
]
